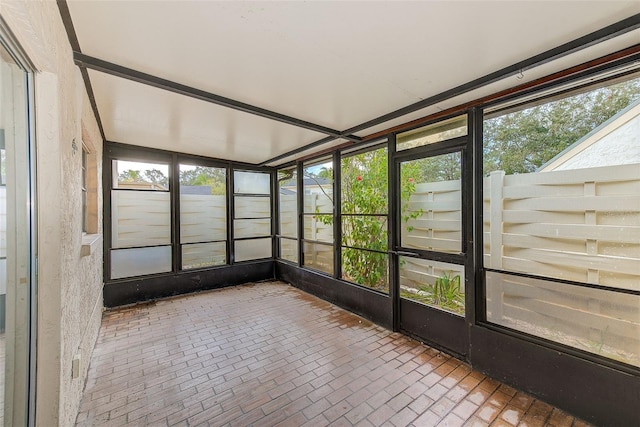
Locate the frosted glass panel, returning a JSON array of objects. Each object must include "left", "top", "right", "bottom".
[
  {"left": 112, "top": 190, "right": 171, "bottom": 248},
  {"left": 486, "top": 271, "right": 639, "bottom": 367},
  {"left": 279, "top": 192, "right": 298, "bottom": 238},
  {"left": 179, "top": 164, "right": 226, "bottom": 244},
  {"left": 278, "top": 167, "right": 298, "bottom": 237},
  {"left": 279, "top": 238, "right": 298, "bottom": 263},
  {"left": 182, "top": 242, "right": 226, "bottom": 269},
  {"left": 234, "top": 218, "right": 271, "bottom": 238},
  {"left": 303, "top": 242, "right": 333, "bottom": 275},
  {"left": 234, "top": 171, "right": 270, "bottom": 194},
  {"left": 235, "top": 238, "right": 272, "bottom": 262},
  {"left": 304, "top": 215, "right": 333, "bottom": 243},
  {"left": 235, "top": 196, "right": 271, "bottom": 218},
  {"left": 111, "top": 246, "right": 172, "bottom": 279},
  {"left": 180, "top": 194, "right": 226, "bottom": 243}
]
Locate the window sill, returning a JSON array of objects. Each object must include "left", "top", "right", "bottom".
[{"left": 81, "top": 234, "right": 102, "bottom": 257}]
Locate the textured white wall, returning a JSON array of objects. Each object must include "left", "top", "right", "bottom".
[
  {"left": 555, "top": 113, "right": 640, "bottom": 170},
  {"left": 0, "top": 1, "right": 104, "bottom": 426}
]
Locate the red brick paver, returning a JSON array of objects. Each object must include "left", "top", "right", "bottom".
[{"left": 76, "top": 281, "right": 592, "bottom": 427}]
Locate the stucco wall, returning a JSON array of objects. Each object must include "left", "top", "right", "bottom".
[{"left": 0, "top": 2, "right": 104, "bottom": 426}]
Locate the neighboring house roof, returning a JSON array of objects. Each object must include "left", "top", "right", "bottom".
[
  {"left": 279, "top": 188, "right": 296, "bottom": 195},
  {"left": 280, "top": 177, "right": 331, "bottom": 188},
  {"left": 117, "top": 181, "right": 168, "bottom": 191},
  {"left": 539, "top": 98, "right": 640, "bottom": 171},
  {"left": 180, "top": 185, "right": 212, "bottom": 195}
]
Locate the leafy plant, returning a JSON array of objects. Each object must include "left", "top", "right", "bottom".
[
  {"left": 432, "top": 271, "right": 464, "bottom": 313},
  {"left": 400, "top": 271, "right": 464, "bottom": 314},
  {"left": 339, "top": 148, "right": 422, "bottom": 291}
]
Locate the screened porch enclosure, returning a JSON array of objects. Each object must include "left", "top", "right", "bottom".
[
  {"left": 100, "top": 67, "right": 640, "bottom": 426},
  {"left": 54, "top": 2, "right": 640, "bottom": 425}
]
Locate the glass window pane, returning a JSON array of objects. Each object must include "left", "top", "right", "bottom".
[
  {"left": 486, "top": 271, "right": 639, "bottom": 367},
  {"left": 234, "top": 170, "right": 270, "bottom": 194},
  {"left": 278, "top": 168, "right": 298, "bottom": 239},
  {"left": 111, "top": 190, "right": 171, "bottom": 248},
  {"left": 397, "top": 115, "right": 467, "bottom": 151},
  {"left": 0, "top": 44, "right": 33, "bottom": 425},
  {"left": 111, "top": 246, "right": 172, "bottom": 279},
  {"left": 342, "top": 216, "right": 387, "bottom": 251},
  {"left": 235, "top": 238, "right": 272, "bottom": 262},
  {"left": 400, "top": 257, "right": 465, "bottom": 316},
  {"left": 180, "top": 164, "right": 226, "bottom": 244},
  {"left": 234, "top": 218, "right": 271, "bottom": 239},
  {"left": 303, "top": 241, "right": 333, "bottom": 275},
  {"left": 400, "top": 153, "right": 462, "bottom": 253},
  {"left": 341, "top": 148, "right": 388, "bottom": 214},
  {"left": 303, "top": 214, "right": 333, "bottom": 243},
  {"left": 235, "top": 196, "right": 270, "bottom": 219},
  {"left": 303, "top": 158, "right": 333, "bottom": 213},
  {"left": 182, "top": 242, "right": 226, "bottom": 269},
  {"left": 342, "top": 248, "right": 388, "bottom": 293},
  {"left": 279, "top": 238, "right": 298, "bottom": 264},
  {"left": 483, "top": 75, "right": 640, "bottom": 288},
  {"left": 113, "top": 160, "right": 169, "bottom": 190}
]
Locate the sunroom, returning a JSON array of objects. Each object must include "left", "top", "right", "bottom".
[{"left": 0, "top": 1, "right": 638, "bottom": 426}]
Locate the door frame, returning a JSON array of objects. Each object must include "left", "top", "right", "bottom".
[{"left": 389, "top": 113, "right": 474, "bottom": 358}]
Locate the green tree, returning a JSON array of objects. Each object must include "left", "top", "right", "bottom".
[
  {"left": 144, "top": 168, "right": 168, "bottom": 188},
  {"left": 118, "top": 169, "right": 143, "bottom": 183},
  {"left": 118, "top": 168, "right": 169, "bottom": 189},
  {"left": 484, "top": 77, "right": 640, "bottom": 175}
]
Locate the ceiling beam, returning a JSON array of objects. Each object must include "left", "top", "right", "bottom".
[
  {"left": 57, "top": 0, "right": 106, "bottom": 141},
  {"left": 259, "top": 135, "right": 339, "bottom": 166},
  {"left": 74, "top": 52, "right": 362, "bottom": 143}
]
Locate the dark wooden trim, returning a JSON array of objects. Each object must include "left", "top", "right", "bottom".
[
  {"left": 56, "top": 1, "right": 106, "bottom": 141},
  {"left": 56, "top": 1, "right": 81, "bottom": 52}
]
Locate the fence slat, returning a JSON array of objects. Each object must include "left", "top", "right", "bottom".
[
  {"left": 506, "top": 195, "right": 640, "bottom": 212},
  {"left": 506, "top": 248, "right": 640, "bottom": 276},
  {"left": 506, "top": 223, "right": 640, "bottom": 243}
]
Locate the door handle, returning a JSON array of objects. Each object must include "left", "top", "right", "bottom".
[{"left": 389, "top": 250, "right": 420, "bottom": 257}]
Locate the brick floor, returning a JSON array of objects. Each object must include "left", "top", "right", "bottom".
[{"left": 76, "top": 281, "right": 592, "bottom": 427}]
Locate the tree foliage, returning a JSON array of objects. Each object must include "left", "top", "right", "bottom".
[
  {"left": 484, "top": 77, "right": 640, "bottom": 175},
  {"left": 118, "top": 168, "right": 168, "bottom": 189}
]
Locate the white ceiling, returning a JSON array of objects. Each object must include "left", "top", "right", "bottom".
[{"left": 66, "top": 1, "right": 640, "bottom": 165}]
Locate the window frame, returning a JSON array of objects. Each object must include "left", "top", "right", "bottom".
[{"left": 476, "top": 66, "right": 640, "bottom": 371}]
